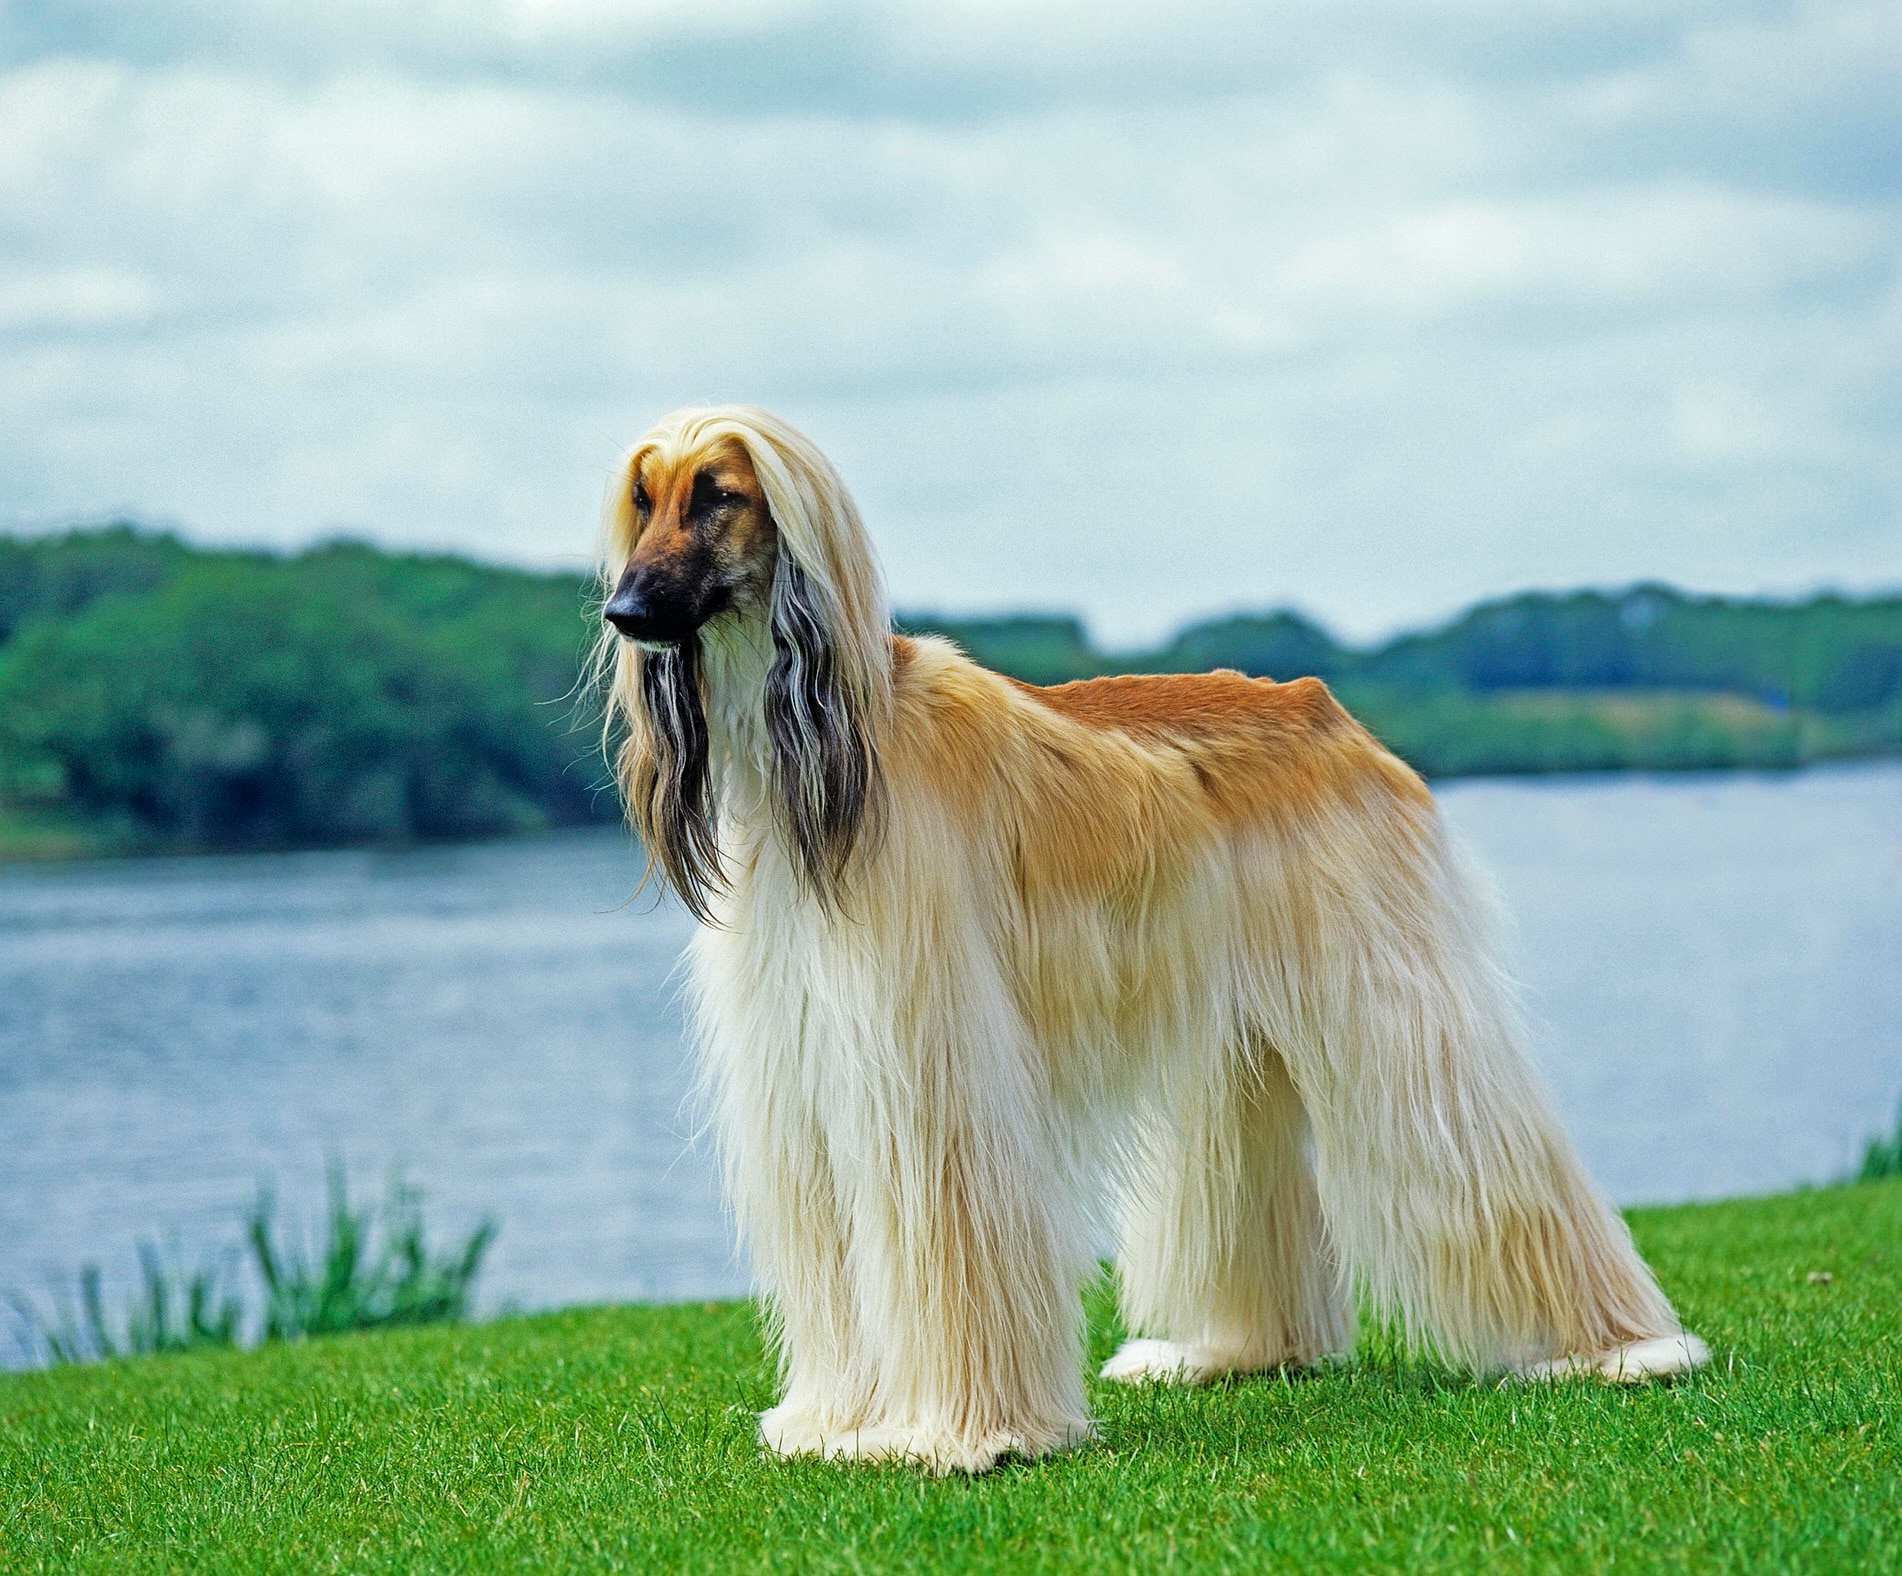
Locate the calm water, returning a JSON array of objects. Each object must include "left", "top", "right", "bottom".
[{"left": 3, "top": 764, "right": 1899, "bottom": 1359}]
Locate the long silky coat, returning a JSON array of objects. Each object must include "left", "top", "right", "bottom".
[{"left": 599, "top": 406, "right": 1707, "bottom": 1473}]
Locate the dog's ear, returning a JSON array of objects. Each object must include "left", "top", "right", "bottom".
[{"left": 765, "top": 556, "right": 879, "bottom": 909}]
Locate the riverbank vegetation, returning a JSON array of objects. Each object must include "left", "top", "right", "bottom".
[
  {"left": 8, "top": 1169, "right": 493, "bottom": 1368},
  {"left": 1860, "top": 1101, "right": 1902, "bottom": 1183},
  {"left": 1, "top": 1181, "right": 1896, "bottom": 1572},
  {"left": 2, "top": 525, "right": 1899, "bottom": 858}
]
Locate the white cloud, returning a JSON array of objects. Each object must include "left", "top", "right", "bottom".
[
  {"left": 0, "top": 0, "right": 1896, "bottom": 641},
  {"left": 0, "top": 264, "right": 161, "bottom": 329}
]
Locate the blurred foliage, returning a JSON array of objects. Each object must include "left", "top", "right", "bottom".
[
  {"left": 250, "top": 1166, "right": 497, "bottom": 1342},
  {"left": 0, "top": 530, "right": 606, "bottom": 852},
  {"left": 10, "top": 1247, "right": 243, "bottom": 1366},
  {"left": 1, "top": 527, "right": 1898, "bottom": 856},
  {"left": 1150, "top": 610, "right": 1346, "bottom": 685},
  {"left": 0, "top": 523, "right": 191, "bottom": 646},
  {"left": 1351, "top": 585, "right": 1902, "bottom": 711},
  {"left": 1859, "top": 1099, "right": 1902, "bottom": 1184},
  {"left": 8, "top": 1168, "right": 495, "bottom": 1367}
]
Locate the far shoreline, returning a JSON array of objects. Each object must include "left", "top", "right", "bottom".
[{"left": 5, "top": 752, "right": 1897, "bottom": 872}]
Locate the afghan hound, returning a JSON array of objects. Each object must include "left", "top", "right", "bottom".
[{"left": 597, "top": 405, "right": 1708, "bottom": 1474}]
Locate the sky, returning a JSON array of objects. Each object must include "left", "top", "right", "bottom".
[{"left": 1, "top": 0, "right": 1897, "bottom": 646}]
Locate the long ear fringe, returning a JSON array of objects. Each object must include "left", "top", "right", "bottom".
[{"left": 765, "top": 557, "right": 882, "bottom": 910}]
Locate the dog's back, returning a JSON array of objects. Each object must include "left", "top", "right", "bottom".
[{"left": 888, "top": 633, "right": 1431, "bottom": 884}]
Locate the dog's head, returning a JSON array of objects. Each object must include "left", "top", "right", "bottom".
[
  {"left": 601, "top": 407, "right": 891, "bottom": 920},
  {"left": 603, "top": 438, "right": 776, "bottom": 648}
]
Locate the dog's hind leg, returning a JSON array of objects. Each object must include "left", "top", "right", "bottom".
[
  {"left": 1283, "top": 805, "right": 1708, "bottom": 1380},
  {"left": 1103, "top": 1043, "right": 1352, "bottom": 1385}
]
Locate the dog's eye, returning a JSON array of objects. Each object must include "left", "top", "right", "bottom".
[
  {"left": 633, "top": 484, "right": 651, "bottom": 515},
  {"left": 689, "top": 476, "right": 744, "bottom": 516}
]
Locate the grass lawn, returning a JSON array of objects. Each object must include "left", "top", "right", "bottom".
[{"left": 3, "top": 1182, "right": 1896, "bottom": 1574}]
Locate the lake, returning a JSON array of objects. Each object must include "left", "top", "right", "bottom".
[{"left": 3, "top": 763, "right": 1899, "bottom": 1360}]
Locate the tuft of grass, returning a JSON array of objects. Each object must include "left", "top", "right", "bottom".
[
  {"left": 7, "top": 1167, "right": 495, "bottom": 1368},
  {"left": 8, "top": 1242, "right": 243, "bottom": 1366},
  {"left": 1856, "top": 1098, "right": 1902, "bottom": 1182},
  {"left": 249, "top": 1164, "right": 497, "bottom": 1341},
  {"left": 1, "top": 1182, "right": 1897, "bottom": 1574}
]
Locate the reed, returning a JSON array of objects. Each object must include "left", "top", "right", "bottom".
[
  {"left": 7, "top": 1165, "right": 496, "bottom": 1367},
  {"left": 10, "top": 1241, "right": 243, "bottom": 1365},
  {"left": 249, "top": 1164, "right": 497, "bottom": 1341},
  {"left": 1856, "top": 1097, "right": 1902, "bottom": 1182}
]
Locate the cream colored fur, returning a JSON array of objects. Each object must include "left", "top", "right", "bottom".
[{"left": 603, "top": 407, "right": 1708, "bottom": 1476}]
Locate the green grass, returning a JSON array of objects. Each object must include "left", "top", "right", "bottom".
[{"left": 3, "top": 1184, "right": 1897, "bottom": 1574}]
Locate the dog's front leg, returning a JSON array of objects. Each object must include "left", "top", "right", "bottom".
[
  {"left": 742, "top": 1112, "right": 878, "bottom": 1460},
  {"left": 691, "top": 930, "right": 878, "bottom": 1459},
  {"left": 824, "top": 967, "right": 1094, "bottom": 1475}
]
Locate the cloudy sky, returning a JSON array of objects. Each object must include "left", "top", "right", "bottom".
[{"left": 2, "top": 0, "right": 1897, "bottom": 644}]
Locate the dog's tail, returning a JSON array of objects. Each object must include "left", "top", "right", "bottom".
[{"left": 1265, "top": 783, "right": 1702, "bottom": 1375}]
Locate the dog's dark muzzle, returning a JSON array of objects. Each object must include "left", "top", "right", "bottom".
[{"left": 604, "top": 564, "right": 722, "bottom": 646}]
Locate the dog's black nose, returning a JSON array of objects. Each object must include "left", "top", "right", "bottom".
[
  {"left": 605, "top": 549, "right": 733, "bottom": 644},
  {"left": 605, "top": 565, "right": 710, "bottom": 644},
  {"left": 604, "top": 581, "right": 657, "bottom": 638}
]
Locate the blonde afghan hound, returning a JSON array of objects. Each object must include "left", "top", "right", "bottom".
[{"left": 598, "top": 405, "right": 1708, "bottom": 1474}]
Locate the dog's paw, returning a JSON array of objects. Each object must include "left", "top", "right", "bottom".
[
  {"left": 759, "top": 1403, "right": 842, "bottom": 1459},
  {"left": 815, "top": 1418, "right": 1094, "bottom": 1475},
  {"left": 1099, "top": 1336, "right": 1329, "bottom": 1385},
  {"left": 818, "top": 1423, "right": 1012, "bottom": 1475},
  {"left": 1518, "top": 1332, "right": 1711, "bottom": 1384},
  {"left": 1098, "top": 1337, "right": 1243, "bottom": 1385}
]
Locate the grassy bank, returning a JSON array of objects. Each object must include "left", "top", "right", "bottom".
[{"left": 3, "top": 1183, "right": 1896, "bottom": 1574}]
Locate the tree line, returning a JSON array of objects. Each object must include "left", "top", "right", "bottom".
[{"left": 2, "top": 525, "right": 1898, "bottom": 856}]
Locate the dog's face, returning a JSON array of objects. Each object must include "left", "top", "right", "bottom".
[{"left": 604, "top": 439, "right": 776, "bottom": 646}]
